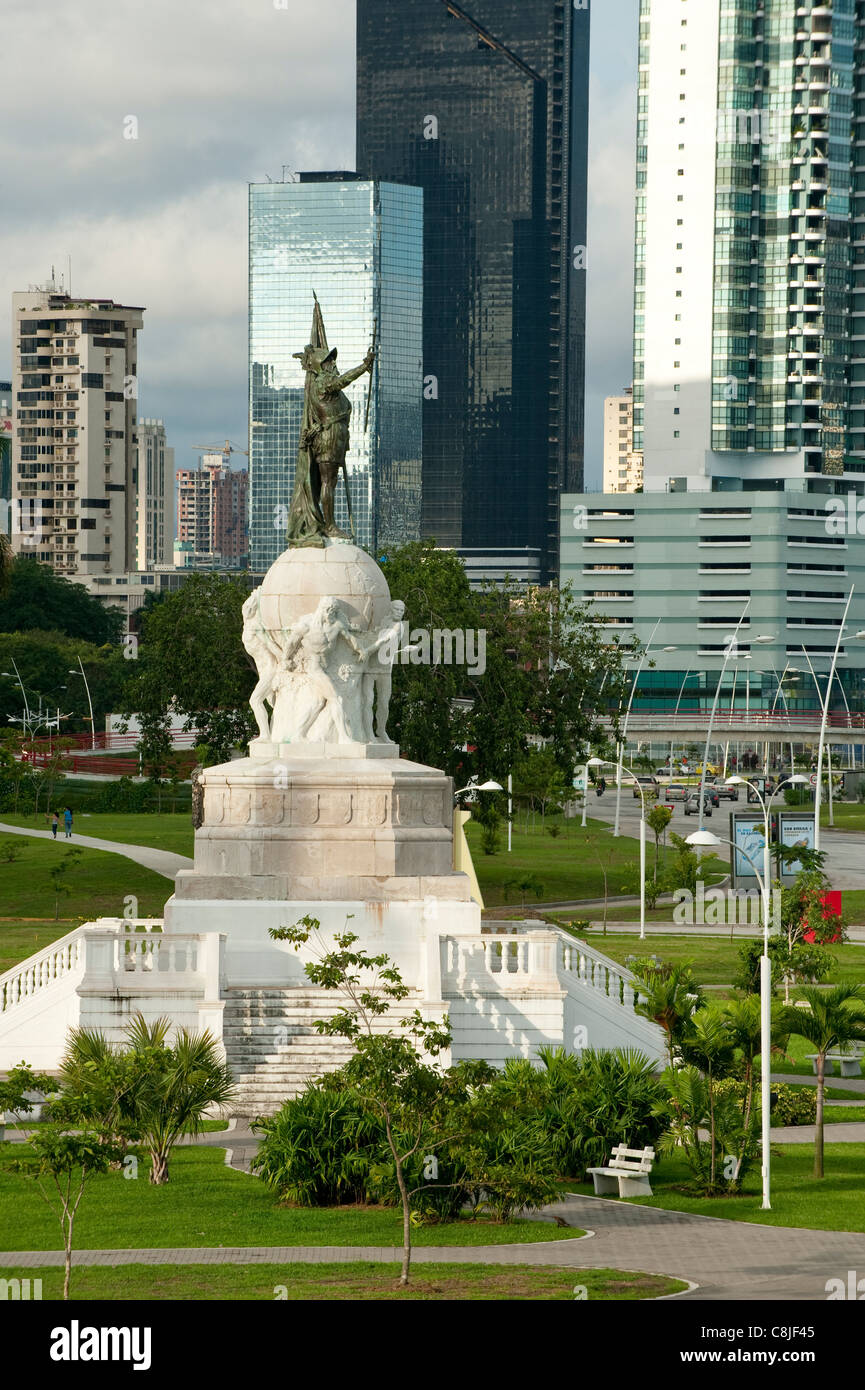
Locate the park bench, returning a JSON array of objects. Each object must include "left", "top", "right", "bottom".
[
  {"left": 806, "top": 1044, "right": 865, "bottom": 1079},
  {"left": 586, "top": 1144, "right": 655, "bottom": 1198}
]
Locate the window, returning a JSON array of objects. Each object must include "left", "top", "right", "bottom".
[{"left": 673, "top": 430, "right": 680, "bottom": 437}]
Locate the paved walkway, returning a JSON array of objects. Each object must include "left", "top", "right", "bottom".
[
  {"left": 0, "top": 821, "right": 192, "bottom": 881},
  {"left": 3, "top": 1195, "right": 864, "bottom": 1299}
]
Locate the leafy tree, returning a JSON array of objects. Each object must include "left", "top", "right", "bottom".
[
  {"left": 776, "top": 985, "right": 865, "bottom": 1177},
  {"left": 503, "top": 873, "right": 545, "bottom": 910},
  {"left": 665, "top": 832, "right": 703, "bottom": 897},
  {"left": 47, "top": 847, "right": 82, "bottom": 920},
  {"left": 3, "top": 1101, "right": 124, "bottom": 1299},
  {"left": 123, "top": 574, "right": 254, "bottom": 765},
  {"left": 513, "top": 746, "right": 568, "bottom": 830},
  {"left": 0, "top": 557, "right": 123, "bottom": 644},
  {"left": 381, "top": 540, "right": 635, "bottom": 781},
  {"left": 646, "top": 804, "right": 673, "bottom": 882},
  {"left": 0, "top": 630, "right": 126, "bottom": 739},
  {"left": 270, "top": 917, "right": 493, "bottom": 1287}
]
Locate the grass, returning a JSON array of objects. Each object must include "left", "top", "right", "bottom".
[
  {"left": 0, "top": 920, "right": 79, "bottom": 973},
  {"left": 550, "top": 930, "right": 865, "bottom": 994},
  {"left": 0, "top": 835, "right": 169, "bottom": 923},
  {"left": 0, "top": 1262, "right": 685, "bottom": 1301},
  {"left": 568, "top": 1143, "right": 865, "bottom": 1231},
  {"left": 466, "top": 816, "right": 725, "bottom": 908},
  {"left": 0, "top": 1145, "right": 583, "bottom": 1252},
  {"left": 0, "top": 812, "right": 194, "bottom": 859},
  {"left": 820, "top": 803, "right": 865, "bottom": 831}
]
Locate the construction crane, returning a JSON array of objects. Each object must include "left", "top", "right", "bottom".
[{"left": 190, "top": 440, "right": 249, "bottom": 467}]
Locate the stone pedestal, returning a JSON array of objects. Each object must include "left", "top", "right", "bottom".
[{"left": 164, "top": 751, "right": 480, "bottom": 989}]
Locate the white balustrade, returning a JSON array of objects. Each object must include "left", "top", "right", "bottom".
[{"left": 0, "top": 930, "right": 84, "bottom": 1015}]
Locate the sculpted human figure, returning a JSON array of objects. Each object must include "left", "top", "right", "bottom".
[
  {"left": 241, "top": 588, "right": 284, "bottom": 740},
  {"left": 358, "top": 599, "right": 406, "bottom": 742},
  {"left": 287, "top": 341, "right": 375, "bottom": 544},
  {"left": 277, "top": 597, "right": 365, "bottom": 742}
]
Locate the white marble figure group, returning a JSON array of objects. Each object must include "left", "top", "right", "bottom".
[{"left": 242, "top": 589, "right": 405, "bottom": 747}]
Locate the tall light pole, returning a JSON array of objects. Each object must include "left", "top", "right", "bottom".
[
  {"left": 697, "top": 606, "right": 774, "bottom": 830},
  {"left": 589, "top": 755, "right": 649, "bottom": 939},
  {"left": 669, "top": 668, "right": 696, "bottom": 776},
  {"left": 68, "top": 657, "right": 96, "bottom": 751},
  {"left": 686, "top": 826, "right": 777, "bottom": 1211},
  {"left": 803, "top": 590, "right": 865, "bottom": 849},
  {"left": 613, "top": 619, "right": 676, "bottom": 837}
]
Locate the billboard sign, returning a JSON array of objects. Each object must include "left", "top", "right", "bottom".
[
  {"left": 731, "top": 813, "right": 766, "bottom": 886},
  {"left": 777, "top": 812, "right": 816, "bottom": 880}
]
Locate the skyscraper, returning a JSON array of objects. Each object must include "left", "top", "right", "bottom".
[
  {"left": 175, "top": 456, "right": 249, "bottom": 570},
  {"left": 248, "top": 175, "right": 423, "bottom": 573},
  {"left": 10, "top": 285, "right": 144, "bottom": 577},
  {"left": 635, "top": 0, "right": 864, "bottom": 494},
  {"left": 135, "top": 418, "right": 175, "bottom": 570},
  {"left": 357, "top": 0, "right": 590, "bottom": 582},
  {"left": 602, "top": 388, "right": 643, "bottom": 493}
]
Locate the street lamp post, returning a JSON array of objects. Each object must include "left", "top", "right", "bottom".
[
  {"left": 800, "top": 600, "right": 865, "bottom": 850},
  {"left": 613, "top": 621, "right": 676, "bottom": 838},
  {"left": 589, "top": 755, "right": 649, "bottom": 940},
  {"left": 697, "top": 614, "right": 775, "bottom": 831},
  {"left": 68, "top": 657, "right": 96, "bottom": 751},
  {"left": 686, "top": 825, "right": 778, "bottom": 1211}
]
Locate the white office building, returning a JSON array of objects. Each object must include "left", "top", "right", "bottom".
[{"left": 135, "top": 418, "right": 174, "bottom": 570}]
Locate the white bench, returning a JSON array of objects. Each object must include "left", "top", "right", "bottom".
[
  {"left": 586, "top": 1145, "right": 655, "bottom": 1198},
  {"left": 806, "top": 1046, "right": 864, "bottom": 1079}
]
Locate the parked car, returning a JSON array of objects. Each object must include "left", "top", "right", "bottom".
[
  {"left": 632, "top": 775, "right": 659, "bottom": 800},
  {"left": 664, "top": 784, "right": 689, "bottom": 802},
  {"left": 684, "top": 793, "right": 713, "bottom": 816},
  {"left": 713, "top": 778, "right": 739, "bottom": 801}
]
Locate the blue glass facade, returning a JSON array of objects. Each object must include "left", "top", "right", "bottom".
[{"left": 248, "top": 178, "right": 423, "bottom": 572}]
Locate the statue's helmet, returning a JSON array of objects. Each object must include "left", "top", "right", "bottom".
[{"left": 293, "top": 345, "right": 338, "bottom": 373}]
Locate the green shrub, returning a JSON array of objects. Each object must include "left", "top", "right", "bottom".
[
  {"left": 253, "top": 1081, "right": 384, "bottom": 1205},
  {"left": 769, "top": 1083, "right": 817, "bottom": 1127}
]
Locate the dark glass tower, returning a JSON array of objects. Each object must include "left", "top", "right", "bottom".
[{"left": 357, "top": 0, "right": 589, "bottom": 580}]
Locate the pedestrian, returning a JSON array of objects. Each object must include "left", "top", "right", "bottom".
[
  {"left": 63, "top": 806, "right": 73, "bottom": 839},
  {"left": 51, "top": 811, "right": 59, "bottom": 839}
]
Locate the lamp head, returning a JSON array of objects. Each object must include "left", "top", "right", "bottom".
[{"left": 685, "top": 829, "right": 722, "bottom": 848}]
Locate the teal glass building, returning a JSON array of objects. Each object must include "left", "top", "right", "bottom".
[{"left": 248, "top": 176, "right": 423, "bottom": 572}]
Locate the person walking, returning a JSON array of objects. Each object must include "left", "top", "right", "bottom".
[
  {"left": 63, "top": 806, "right": 73, "bottom": 839},
  {"left": 51, "top": 811, "right": 59, "bottom": 839}
]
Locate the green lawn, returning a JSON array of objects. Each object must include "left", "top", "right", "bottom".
[
  {"left": 0, "top": 1261, "right": 684, "bottom": 1301},
  {"left": 821, "top": 804, "right": 865, "bottom": 831},
  {"left": 467, "top": 817, "right": 725, "bottom": 908},
  {"left": 0, "top": 812, "right": 194, "bottom": 858},
  {"left": 568, "top": 1143, "right": 865, "bottom": 1231},
  {"left": 0, "top": 835, "right": 169, "bottom": 923},
  {"left": 0, "top": 1145, "right": 582, "bottom": 1251},
  {"left": 0, "top": 920, "right": 79, "bottom": 973},
  {"left": 556, "top": 930, "right": 865, "bottom": 995}
]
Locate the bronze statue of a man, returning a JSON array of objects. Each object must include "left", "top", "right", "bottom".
[{"left": 287, "top": 331, "right": 375, "bottom": 545}]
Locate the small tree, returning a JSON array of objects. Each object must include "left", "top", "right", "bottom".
[
  {"left": 1, "top": 1083, "right": 123, "bottom": 1300},
  {"left": 270, "top": 917, "right": 483, "bottom": 1287},
  {"left": 776, "top": 985, "right": 865, "bottom": 1178},
  {"left": 646, "top": 804, "right": 673, "bottom": 882},
  {"left": 47, "top": 846, "right": 82, "bottom": 920},
  {"left": 632, "top": 958, "right": 705, "bottom": 1068},
  {"left": 503, "top": 873, "right": 545, "bottom": 911},
  {"left": 61, "top": 1015, "right": 236, "bottom": 1184}
]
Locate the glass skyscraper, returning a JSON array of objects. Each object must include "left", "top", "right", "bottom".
[
  {"left": 248, "top": 176, "right": 423, "bottom": 572},
  {"left": 357, "top": 0, "right": 590, "bottom": 581},
  {"left": 635, "top": 0, "right": 865, "bottom": 492}
]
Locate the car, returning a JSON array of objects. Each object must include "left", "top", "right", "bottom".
[
  {"left": 632, "top": 775, "right": 659, "bottom": 800},
  {"left": 664, "top": 783, "right": 689, "bottom": 802},
  {"left": 684, "top": 793, "right": 713, "bottom": 816},
  {"left": 713, "top": 778, "right": 739, "bottom": 801},
  {"left": 704, "top": 786, "right": 720, "bottom": 808}
]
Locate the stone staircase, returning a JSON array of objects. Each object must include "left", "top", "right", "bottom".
[{"left": 222, "top": 988, "right": 361, "bottom": 1116}]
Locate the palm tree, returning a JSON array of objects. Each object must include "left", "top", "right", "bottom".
[
  {"left": 678, "top": 1008, "right": 737, "bottom": 1188},
  {"left": 0, "top": 533, "right": 13, "bottom": 597},
  {"left": 122, "top": 1015, "right": 236, "bottom": 1183},
  {"left": 776, "top": 985, "right": 865, "bottom": 1177},
  {"left": 61, "top": 1015, "right": 236, "bottom": 1184},
  {"left": 632, "top": 960, "right": 705, "bottom": 1068}
]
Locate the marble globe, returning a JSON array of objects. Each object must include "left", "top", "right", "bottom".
[{"left": 257, "top": 540, "right": 393, "bottom": 638}]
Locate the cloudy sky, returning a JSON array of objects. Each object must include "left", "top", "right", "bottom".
[{"left": 0, "top": 0, "right": 638, "bottom": 489}]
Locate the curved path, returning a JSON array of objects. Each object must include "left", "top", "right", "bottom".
[
  {"left": 3, "top": 1194, "right": 864, "bottom": 1299},
  {"left": 0, "top": 821, "right": 192, "bottom": 881}
]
